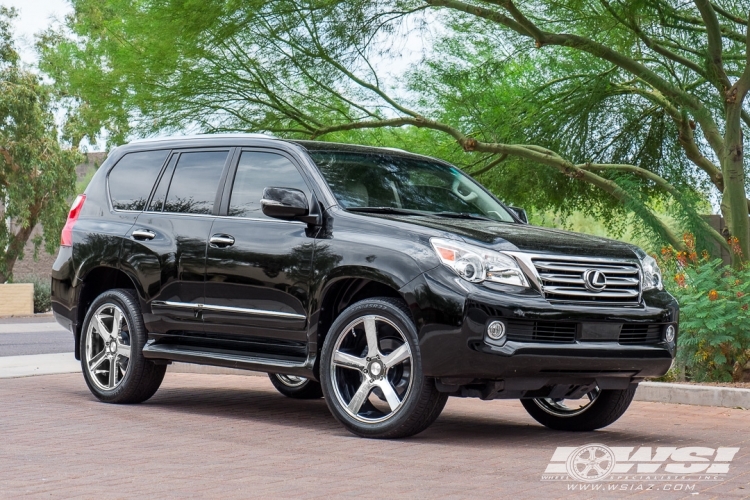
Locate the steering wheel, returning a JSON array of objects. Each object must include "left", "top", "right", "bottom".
[{"left": 451, "top": 178, "right": 478, "bottom": 202}]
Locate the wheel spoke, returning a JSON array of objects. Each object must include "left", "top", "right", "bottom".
[
  {"left": 89, "top": 350, "right": 107, "bottom": 372},
  {"left": 108, "top": 355, "right": 117, "bottom": 388},
  {"left": 363, "top": 316, "right": 379, "bottom": 357},
  {"left": 347, "top": 380, "right": 372, "bottom": 415},
  {"left": 94, "top": 314, "right": 111, "bottom": 341},
  {"left": 332, "top": 350, "right": 366, "bottom": 371},
  {"left": 382, "top": 343, "right": 410, "bottom": 368},
  {"left": 117, "top": 343, "right": 131, "bottom": 359},
  {"left": 112, "top": 308, "right": 123, "bottom": 337},
  {"left": 376, "top": 379, "right": 402, "bottom": 411}
]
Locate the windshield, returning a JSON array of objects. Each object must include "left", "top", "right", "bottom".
[{"left": 308, "top": 151, "right": 516, "bottom": 223}]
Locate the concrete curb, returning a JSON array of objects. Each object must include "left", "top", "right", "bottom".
[
  {"left": 0, "top": 353, "right": 267, "bottom": 379},
  {"left": 635, "top": 381, "right": 750, "bottom": 409},
  {"left": 0, "top": 353, "right": 80, "bottom": 379}
]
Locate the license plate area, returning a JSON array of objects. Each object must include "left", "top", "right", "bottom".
[{"left": 577, "top": 322, "right": 622, "bottom": 341}]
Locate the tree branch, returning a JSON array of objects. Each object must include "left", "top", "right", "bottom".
[
  {"left": 711, "top": 3, "right": 748, "bottom": 25},
  {"left": 694, "top": 0, "right": 732, "bottom": 89},
  {"left": 579, "top": 162, "right": 731, "bottom": 252},
  {"left": 425, "top": 0, "right": 727, "bottom": 160},
  {"left": 600, "top": 0, "right": 709, "bottom": 81},
  {"left": 469, "top": 153, "right": 508, "bottom": 176}
]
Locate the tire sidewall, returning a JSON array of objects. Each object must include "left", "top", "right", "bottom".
[
  {"left": 268, "top": 373, "right": 323, "bottom": 399},
  {"left": 320, "top": 298, "right": 427, "bottom": 437},
  {"left": 521, "top": 387, "right": 636, "bottom": 431},
  {"left": 80, "top": 289, "right": 148, "bottom": 402}
]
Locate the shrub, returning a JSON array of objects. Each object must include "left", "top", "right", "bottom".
[
  {"left": 659, "top": 236, "right": 750, "bottom": 382},
  {"left": 17, "top": 276, "right": 52, "bottom": 314}
]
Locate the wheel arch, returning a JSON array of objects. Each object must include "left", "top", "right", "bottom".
[
  {"left": 312, "top": 274, "right": 422, "bottom": 378},
  {"left": 74, "top": 266, "right": 140, "bottom": 360}
]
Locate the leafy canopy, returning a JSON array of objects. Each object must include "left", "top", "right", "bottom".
[
  {"left": 38, "top": 0, "right": 750, "bottom": 257},
  {"left": 0, "top": 8, "right": 80, "bottom": 281}
]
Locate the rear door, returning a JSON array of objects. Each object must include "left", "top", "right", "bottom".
[
  {"left": 202, "top": 149, "right": 316, "bottom": 355},
  {"left": 124, "top": 148, "right": 233, "bottom": 336}
]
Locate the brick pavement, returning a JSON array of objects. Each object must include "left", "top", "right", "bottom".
[{"left": 1, "top": 373, "right": 749, "bottom": 499}]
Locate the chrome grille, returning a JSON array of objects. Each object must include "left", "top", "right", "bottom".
[{"left": 532, "top": 257, "right": 641, "bottom": 304}]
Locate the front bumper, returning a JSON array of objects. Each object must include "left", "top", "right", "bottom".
[{"left": 401, "top": 267, "right": 678, "bottom": 387}]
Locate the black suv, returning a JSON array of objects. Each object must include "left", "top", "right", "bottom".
[{"left": 52, "top": 134, "right": 677, "bottom": 438}]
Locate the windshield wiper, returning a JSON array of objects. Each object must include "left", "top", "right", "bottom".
[
  {"left": 430, "top": 211, "right": 494, "bottom": 222},
  {"left": 347, "top": 207, "right": 423, "bottom": 216}
]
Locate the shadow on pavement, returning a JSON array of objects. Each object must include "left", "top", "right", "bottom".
[{"left": 61, "top": 380, "right": 663, "bottom": 445}]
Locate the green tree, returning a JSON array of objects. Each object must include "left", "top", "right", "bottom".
[
  {"left": 39, "top": 1, "right": 750, "bottom": 260},
  {"left": 0, "top": 8, "right": 80, "bottom": 282}
]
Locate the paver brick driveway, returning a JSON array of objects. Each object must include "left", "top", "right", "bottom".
[{"left": 1, "top": 372, "right": 749, "bottom": 499}]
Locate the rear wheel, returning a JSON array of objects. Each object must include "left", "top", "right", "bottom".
[
  {"left": 80, "top": 289, "right": 166, "bottom": 404},
  {"left": 268, "top": 373, "right": 323, "bottom": 399},
  {"left": 320, "top": 297, "right": 447, "bottom": 439},
  {"left": 520, "top": 386, "right": 636, "bottom": 431}
]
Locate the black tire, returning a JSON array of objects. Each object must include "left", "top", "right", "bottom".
[
  {"left": 268, "top": 373, "right": 323, "bottom": 399},
  {"left": 520, "top": 386, "right": 637, "bottom": 431},
  {"left": 80, "top": 289, "right": 166, "bottom": 404},
  {"left": 320, "top": 297, "right": 448, "bottom": 439}
]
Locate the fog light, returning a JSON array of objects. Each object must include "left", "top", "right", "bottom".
[
  {"left": 487, "top": 321, "right": 506, "bottom": 340},
  {"left": 665, "top": 325, "right": 676, "bottom": 343}
]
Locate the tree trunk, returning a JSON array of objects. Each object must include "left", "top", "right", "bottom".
[{"left": 723, "top": 98, "right": 750, "bottom": 265}]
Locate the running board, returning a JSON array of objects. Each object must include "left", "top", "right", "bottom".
[{"left": 142, "top": 342, "right": 312, "bottom": 377}]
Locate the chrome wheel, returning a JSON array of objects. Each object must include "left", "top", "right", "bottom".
[
  {"left": 274, "top": 374, "right": 308, "bottom": 387},
  {"left": 533, "top": 387, "right": 601, "bottom": 417},
  {"left": 330, "top": 315, "right": 414, "bottom": 423},
  {"left": 84, "top": 303, "right": 132, "bottom": 391}
]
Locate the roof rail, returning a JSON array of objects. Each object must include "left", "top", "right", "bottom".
[{"left": 129, "top": 133, "right": 276, "bottom": 144}]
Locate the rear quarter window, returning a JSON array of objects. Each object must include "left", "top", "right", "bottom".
[{"left": 108, "top": 150, "right": 170, "bottom": 211}]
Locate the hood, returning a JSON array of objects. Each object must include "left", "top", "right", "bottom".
[{"left": 369, "top": 214, "right": 640, "bottom": 259}]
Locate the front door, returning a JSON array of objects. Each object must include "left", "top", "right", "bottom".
[{"left": 203, "top": 150, "right": 316, "bottom": 356}]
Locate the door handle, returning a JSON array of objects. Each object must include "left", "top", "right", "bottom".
[
  {"left": 132, "top": 229, "right": 156, "bottom": 241},
  {"left": 209, "top": 234, "right": 235, "bottom": 248}
]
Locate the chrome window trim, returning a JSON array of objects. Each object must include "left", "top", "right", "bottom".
[
  {"left": 216, "top": 215, "right": 306, "bottom": 224},
  {"left": 138, "top": 211, "right": 305, "bottom": 224},
  {"left": 140, "top": 210, "right": 216, "bottom": 219},
  {"left": 152, "top": 300, "right": 306, "bottom": 320}
]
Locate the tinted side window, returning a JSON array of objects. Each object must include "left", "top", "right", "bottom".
[
  {"left": 229, "top": 152, "right": 310, "bottom": 218},
  {"left": 108, "top": 150, "right": 169, "bottom": 211},
  {"left": 163, "top": 151, "right": 228, "bottom": 214}
]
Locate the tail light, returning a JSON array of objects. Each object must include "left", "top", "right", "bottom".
[{"left": 60, "top": 194, "right": 86, "bottom": 247}]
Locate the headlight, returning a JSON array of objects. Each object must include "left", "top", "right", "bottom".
[
  {"left": 640, "top": 254, "right": 663, "bottom": 291},
  {"left": 430, "top": 238, "right": 529, "bottom": 287}
]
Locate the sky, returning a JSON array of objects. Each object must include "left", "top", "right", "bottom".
[{"left": 3, "top": 0, "right": 71, "bottom": 65}]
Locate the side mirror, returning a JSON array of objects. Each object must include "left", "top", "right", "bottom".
[
  {"left": 261, "top": 187, "right": 321, "bottom": 225},
  {"left": 508, "top": 206, "right": 528, "bottom": 224}
]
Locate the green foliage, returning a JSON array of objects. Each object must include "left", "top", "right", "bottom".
[
  {"left": 17, "top": 275, "right": 52, "bottom": 313},
  {"left": 0, "top": 7, "right": 79, "bottom": 283},
  {"left": 36, "top": 0, "right": 750, "bottom": 257},
  {"left": 0, "top": 8, "right": 81, "bottom": 282},
  {"left": 660, "top": 241, "right": 750, "bottom": 382}
]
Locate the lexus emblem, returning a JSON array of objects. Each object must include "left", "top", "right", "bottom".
[{"left": 583, "top": 269, "right": 607, "bottom": 292}]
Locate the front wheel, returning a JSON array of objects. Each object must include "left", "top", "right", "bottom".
[
  {"left": 520, "top": 386, "right": 637, "bottom": 431},
  {"left": 268, "top": 373, "right": 323, "bottom": 399},
  {"left": 320, "top": 297, "right": 448, "bottom": 439}
]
